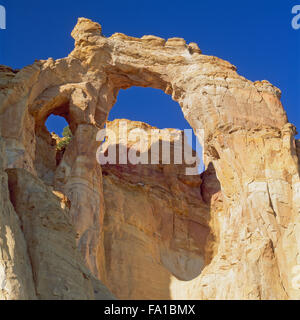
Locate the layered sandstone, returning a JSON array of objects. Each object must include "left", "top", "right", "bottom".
[
  {"left": 0, "top": 18, "right": 299, "bottom": 300},
  {"left": 0, "top": 135, "right": 113, "bottom": 300},
  {"left": 0, "top": 138, "right": 36, "bottom": 299},
  {"left": 100, "top": 120, "right": 212, "bottom": 299}
]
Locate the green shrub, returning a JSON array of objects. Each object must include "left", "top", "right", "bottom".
[{"left": 57, "top": 126, "right": 72, "bottom": 150}]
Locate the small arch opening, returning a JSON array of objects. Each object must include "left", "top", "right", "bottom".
[
  {"left": 33, "top": 113, "right": 73, "bottom": 186},
  {"left": 45, "top": 114, "right": 69, "bottom": 137},
  {"left": 44, "top": 114, "right": 73, "bottom": 167}
]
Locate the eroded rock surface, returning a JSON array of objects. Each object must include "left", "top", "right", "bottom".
[
  {"left": 7, "top": 168, "right": 97, "bottom": 300},
  {"left": 100, "top": 120, "right": 212, "bottom": 299},
  {"left": 0, "top": 138, "right": 113, "bottom": 300},
  {"left": 0, "top": 139, "right": 36, "bottom": 300},
  {"left": 0, "top": 18, "right": 299, "bottom": 300}
]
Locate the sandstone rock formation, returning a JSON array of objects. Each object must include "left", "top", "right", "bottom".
[
  {"left": 0, "top": 141, "right": 114, "bottom": 300},
  {"left": 100, "top": 119, "right": 211, "bottom": 299},
  {"left": 0, "top": 138, "right": 36, "bottom": 299},
  {"left": 0, "top": 18, "right": 299, "bottom": 300}
]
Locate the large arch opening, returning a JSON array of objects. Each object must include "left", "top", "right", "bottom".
[
  {"left": 108, "top": 87, "right": 204, "bottom": 173},
  {"left": 100, "top": 86, "right": 214, "bottom": 300}
]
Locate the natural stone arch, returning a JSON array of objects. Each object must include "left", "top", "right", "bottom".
[
  {"left": 28, "top": 18, "right": 287, "bottom": 143},
  {"left": 0, "top": 18, "right": 299, "bottom": 299}
]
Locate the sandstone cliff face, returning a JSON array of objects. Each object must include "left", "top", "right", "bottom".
[
  {"left": 0, "top": 138, "right": 36, "bottom": 299},
  {"left": 100, "top": 120, "right": 212, "bottom": 299},
  {"left": 0, "top": 18, "right": 299, "bottom": 300},
  {"left": 0, "top": 138, "right": 113, "bottom": 300},
  {"left": 7, "top": 168, "right": 98, "bottom": 300}
]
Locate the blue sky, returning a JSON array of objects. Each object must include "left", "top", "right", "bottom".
[{"left": 0, "top": 0, "right": 299, "bottom": 144}]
